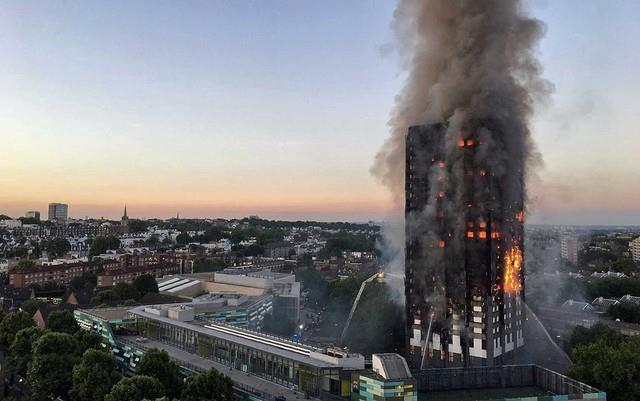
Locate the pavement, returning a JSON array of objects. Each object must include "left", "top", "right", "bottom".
[{"left": 118, "top": 336, "right": 319, "bottom": 401}]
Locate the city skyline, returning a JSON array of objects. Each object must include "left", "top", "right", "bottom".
[{"left": 2, "top": 1, "right": 640, "bottom": 224}]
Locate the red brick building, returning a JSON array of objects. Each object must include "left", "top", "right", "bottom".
[
  {"left": 96, "top": 263, "right": 180, "bottom": 288},
  {"left": 9, "top": 260, "right": 120, "bottom": 288}
]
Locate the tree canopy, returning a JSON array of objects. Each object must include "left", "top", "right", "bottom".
[
  {"left": 133, "top": 274, "right": 159, "bottom": 295},
  {"left": 27, "top": 332, "right": 81, "bottom": 400},
  {"left": 16, "top": 259, "right": 36, "bottom": 270},
  {"left": 71, "top": 349, "right": 122, "bottom": 401},
  {"left": 105, "top": 375, "right": 165, "bottom": 401},
  {"left": 48, "top": 310, "right": 80, "bottom": 334},
  {"left": 318, "top": 231, "right": 377, "bottom": 259},
  {"left": 137, "top": 348, "right": 183, "bottom": 398},
  {"left": 5, "top": 326, "right": 44, "bottom": 377},
  {"left": 176, "top": 232, "right": 192, "bottom": 245},
  {"left": 568, "top": 335, "right": 640, "bottom": 401},
  {"left": 89, "top": 235, "right": 121, "bottom": 256},
  {"left": 0, "top": 311, "right": 36, "bottom": 347},
  {"left": 181, "top": 368, "right": 234, "bottom": 401},
  {"left": 45, "top": 238, "right": 71, "bottom": 258}
]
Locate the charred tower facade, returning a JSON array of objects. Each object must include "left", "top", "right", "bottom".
[{"left": 405, "top": 123, "right": 525, "bottom": 369}]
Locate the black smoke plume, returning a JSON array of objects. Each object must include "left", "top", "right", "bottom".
[{"left": 373, "top": 0, "right": 552, "bottom": 301}]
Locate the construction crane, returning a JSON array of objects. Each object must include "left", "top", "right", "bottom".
[{"left": 338, "top": 271, "right": 384, "bottom": 346}]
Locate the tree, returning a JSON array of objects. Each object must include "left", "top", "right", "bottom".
[
  {"left": 112, "top": 282, "right": 141, "bottom": 300},
  {"left": 137, "top": 348, "right": 184, "bottom": 398},
  {"left": 5, "top": 327, "right": 44, "bottom": 377},
  {"left": 20, "top": 299, "right": 43, "bottom": 316},
  {"left": 0, "top": 311, "right": 36, "bottom": 347},
  {"left": 256, "top": 228, "right": 285, "bottom": 246},
  {"left": 176, "top": 232, "right": 192, "bottom": 245},
  {"left": 181, "top": 368, "right": 234, "bottom": 401},
  {"left": 134, "top": 274, "right": 159, "bottom": 295},
  {"left": 318, "top": 231, "right": 377, "bottom": 259},
  {"left": 145, "top": 235, "right": 160, "bottom": 248},
  {"left": 48, "top": 310, "right": 79, "bottom": 334},
  {"left": 27, "top": 332, "right": 81, "bottom": 400},
  {"left": 74, "top": 329, "right": 102, "bottom": 354},
  {"left": 71, "top": 349, "right": 122, "bottom": 401},
  {"left": 45, "top": 238, "right": 71, "bottom": 258},
  {"left": 16, "top": 259, "right": 36, "bottom": 270},
  {"left": 300, "top": 253, "right": 313, "bottom": 268},
  {"left": 70, "top": 272, "right": 97, "bottom": 291},
  {"left": 565, "top": 323, "right": 623, "bottom": 359},
  {"left": 197, "top": 226, "right": 225, "bottom": 243},
  {"left": 105, "top": 376, "right": 164, "bottom": 401},
  {"left": 91, "top": 289, "right": 121, "bottom": 306},
  {"left": 89, "top": 236, "right": 121, "bottom": 256},
  {"left": 296, "top": 267, "right": 328, "bottom": 309},
  {"left": 608, "top": 302, "right": 640, "bottom": 324},
  {"left": 128, "top": 219, "right": 149, "bottom": 233},
  {"left": 192, "top": 257, "right": 227, "bottom": 273},
  {"left": 568, "top": 335, "right": 640, "bottom": 401}
]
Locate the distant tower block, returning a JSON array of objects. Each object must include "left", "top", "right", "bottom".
[{"left": 405, "top": 124, "right": 525, "bottom": 369}]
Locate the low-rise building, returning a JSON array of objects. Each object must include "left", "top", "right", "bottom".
[
  {"left": 9, "top": 260, "right": 119, "bottom": 288},
  {"left": 96, "top": 263, "right": 180, "bottom": 287},
  {"left": 351, "top": 353, "right": 416, "bottom": 401},
  {"left": 264, "top": 241, "right": 294, "bottom": 258},
  {"left": 143, "top": 293, "right": 274, "bottom": 329},
  {"left": 591, "top": 271, "right": 627, "bottom": 279},
  {"left": 159, "top": 266, "right": 301, "bottom": 324},
  {"left": 0, "top": 219, "right": 22, "bottom": 228},
  {"left": 74, "top": 303, "right": 365, "bottom": 397},
  {"left": 561, "top": 299, "right": 595, "bottom": 313},
  {"left": 618, "top": 294, "right": 640, "bottom": 307},
  {"left": 591, "top": 297, "right": 619, "bottom": 313}
]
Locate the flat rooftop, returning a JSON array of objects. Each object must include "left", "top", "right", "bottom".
[
  {"left": 128, "top": 305, "right": 356, "bottom": 368},
  {"left": 419, "top": 387, "right": 550, "bottom": 401},
  {"left": 80, "top": 307, "right": 132, "bottom": 321}
]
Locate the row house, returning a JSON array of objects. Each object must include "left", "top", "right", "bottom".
[
  {"left": 96, "top": 262, "right": 181, "bottom": 288},
  {"left": 9, "top": 260, "right": 120, "bottom": 288}
]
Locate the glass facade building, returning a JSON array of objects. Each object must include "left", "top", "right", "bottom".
[
  {"left": 131, "top": 310, "right": 350, "bottom": 396},
  {"left": 75, "top": 304, "right": 364, "bottom": 397},
  {"left": 351, "top": 374, "right": 417, "bottom": 401},
  {"left": 199, "top": 295, "right": 273, "bottom": 329},
  {"left": 74, "top": 308, "right": 143, "bottom": 372}
]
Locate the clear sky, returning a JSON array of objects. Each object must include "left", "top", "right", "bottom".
[{"left": 1, "top": 0, "right": 638, "bottom": 224}]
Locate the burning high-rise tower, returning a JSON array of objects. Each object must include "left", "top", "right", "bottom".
[
  {"left": 405, "top": 123, "right": 525, "bottom": 369},
  {"left": 370, "top": 0, "right": 548, "bottom": 369}
]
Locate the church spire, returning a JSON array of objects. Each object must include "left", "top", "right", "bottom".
[{"left": 121, "top": 204, "right": 130, "bottom": 233}]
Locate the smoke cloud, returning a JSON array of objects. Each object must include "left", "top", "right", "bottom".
[
  {"left": 374, "top": 0, "right": 550, "bottom": 262},
  {"left": 373, "top": 0, "right": 551, "bottom": 198}
]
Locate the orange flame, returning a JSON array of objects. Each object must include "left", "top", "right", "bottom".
[
  {"left": 515, "top": 211, "right": 525, "bottom": 222},
  {"left": 503, "top": 245, "right": 523, "bottom": 293}
]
